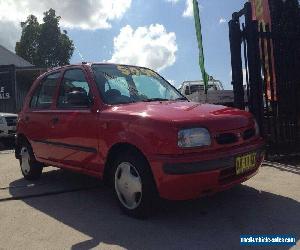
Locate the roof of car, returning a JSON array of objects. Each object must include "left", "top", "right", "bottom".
[
  {"left": 48, "top": 62, "right": 151, "bottom": 72},
  {"left": 35, "top": 63, "right": 157, "bottom": 82}
]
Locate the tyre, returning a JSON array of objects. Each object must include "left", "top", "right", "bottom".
[
  {"left": 19, "top": 141, "right": 43, "bottom": 181},
  {"left": 112, "top": 150, "right": 158, "bottom": 218}
]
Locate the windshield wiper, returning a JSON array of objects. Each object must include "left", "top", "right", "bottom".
[{"left": 142, "top": 98, "right": 169, "bottom": 102}]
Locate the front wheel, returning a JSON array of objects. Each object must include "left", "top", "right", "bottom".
[
  {"left": 113, "top": 151, "right": 158, "bottom": 218},
  {"left": 19, "top": 142, "right": 43, "bottom": 181}
]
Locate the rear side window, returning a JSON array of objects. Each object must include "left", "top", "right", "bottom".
[
  {"left": 57, "top": 68, "right": 91, "bottom": 108},
  {"left": 30, "top": 72, "right": 60, "bottom": 109}
]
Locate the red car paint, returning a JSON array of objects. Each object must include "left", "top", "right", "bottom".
[{"left": 16, "top": 63, "right": 265, "bottom": 200}]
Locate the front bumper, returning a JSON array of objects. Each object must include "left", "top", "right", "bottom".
[{"left": 149, "top": 139, "right": 265, "bottom": 200}]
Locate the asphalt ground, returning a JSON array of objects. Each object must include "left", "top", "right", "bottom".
[{"left": 0, "top": 150, "right": 299, "bottom": 250}]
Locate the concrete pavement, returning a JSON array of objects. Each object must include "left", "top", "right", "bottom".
[{"left": 0, "top": 151, "right": 299, "bottom": 250}]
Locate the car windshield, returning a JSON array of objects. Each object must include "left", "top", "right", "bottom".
[{"left": 92, "top": 64, "right": 186, "bottom": 105}]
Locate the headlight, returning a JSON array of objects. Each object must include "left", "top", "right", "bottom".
[
  {"left": 178, "top": 128, "right": 211, "bottom": 148},
  {"left": 254, "top": 119, "right": 260, "bottom": 136}
]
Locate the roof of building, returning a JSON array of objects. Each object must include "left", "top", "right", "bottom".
[{"left": 0, "top": 45, "right": 33, "bottom": 67}]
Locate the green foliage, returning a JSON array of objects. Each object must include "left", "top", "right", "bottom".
[
  {"left": 15, "top": 9, "right": 74, "bottom": 67},
  {"left": 15, "top": 15, "right": 40, "bottom": 65}
]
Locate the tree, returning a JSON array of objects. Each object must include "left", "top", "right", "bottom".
[
  {"left": 15, "top": 9, "right": 74, "bottom": 67},
  {"left": 15, "top": 15, "right": 40, "bottom": 65}
]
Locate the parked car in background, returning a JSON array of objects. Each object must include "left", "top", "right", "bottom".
[
  {"left": 179, "top": 79, "right": 225, "bottom": 93},
  {"left": 179, "top": 80, "right": 248, "bottom": 106},
  {"left": 0, "top": 113, "right": 17, "bottom": 138},
  {"left": 15, "top": 63, "right": 265, "bottom": 218}
]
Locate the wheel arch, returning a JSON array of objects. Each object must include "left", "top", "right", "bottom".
[
  {"left": 103, "top": 142, "right": 151, "bottom": 184},
  {"left": 15, "top": 133, "right": 30, "bottom": 159}
]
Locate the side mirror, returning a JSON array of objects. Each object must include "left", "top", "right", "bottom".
[{"left": 67, "top": 88, "right": 90, "bottom": 107}]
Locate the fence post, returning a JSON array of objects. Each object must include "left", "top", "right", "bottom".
[
  {"left": 244, "top": 2, "right": 264, "bottom": 135},
  {"left": 229, "top": 14, "right": 245, "bottom": 109}
]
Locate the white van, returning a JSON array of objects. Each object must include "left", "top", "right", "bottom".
[
  {"left": 178, "top": 80, "right": 236, "bottom": 106},
  {"left": 0, "top": 113, "right": 18, "bottom": 138}
]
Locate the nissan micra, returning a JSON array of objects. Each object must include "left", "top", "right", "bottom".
[{"left": 15, "top": 63, "right": 265, "bottom": 218}]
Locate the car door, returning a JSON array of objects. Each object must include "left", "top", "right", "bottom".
[
  {"left": 26, "top": 71, "right": 62, "bottom": 161},
  {"left": 48, "top": 67, "right": 99, "bottom": 171}
]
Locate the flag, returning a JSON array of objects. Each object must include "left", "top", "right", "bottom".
[{"left": 193, "top": 0, "right": 208, "bottom": 94}]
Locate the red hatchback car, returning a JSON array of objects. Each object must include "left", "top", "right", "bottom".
[{"left": 15, "top": 63, "right": 265, "bottom": 217}]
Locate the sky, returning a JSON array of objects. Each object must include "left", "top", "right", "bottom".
[{"left": 0, "top": 0, "right": 247, "bottom": 89}]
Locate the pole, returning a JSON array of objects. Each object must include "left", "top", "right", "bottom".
[{"left": 193, "top": 0, "right": 208, "bottom": 97}]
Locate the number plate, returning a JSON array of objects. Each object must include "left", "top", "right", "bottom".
[{"left": 236, "top": 153, "right": 256, "bottom": 175}]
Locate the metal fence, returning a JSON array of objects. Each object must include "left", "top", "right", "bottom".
[{"left": 229, "top": 2, "right": 300, "bottom": 154}]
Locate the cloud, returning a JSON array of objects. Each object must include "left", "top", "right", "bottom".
[
  {"left": 167, "top": 79, "right": 180, "bottom": 87},
  {"left": 0, "top": 0, "right": 132, "bottom": 30},
  {"left": 109, "top": 24, "right": 178, "bottom": 72},
  {"left": 168, "top": 79, "right": 176, "bottom": 85},
  {"left": 0, "top": 0, "right": 132, "bottom": 51},
  {"left": 0, "top": 21, "right": 20, "bottom": 51},
  {"left": 165, "top": 0, "right": 180, "bottom": 3},
  {"left": 183, "top": 0, "right": 193, "bottom": 17},
  {"left": 166, "top": 0, "right": 203, "bottom": 18},
  {"left": 183, "top": 0, "right": 203, "bottom": 18},
  {"left": 219, "top": 18, "right": 227, "bottom": 24}
]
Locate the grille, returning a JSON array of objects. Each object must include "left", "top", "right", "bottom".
[
  {"left": 215, "top": 133, "right": 238, "bottom": 145},
  {"left": 243, "top": 128, "right": 255, "bottom": 140},
  {"left": 5, "top": 117, "right": 17, "bottom": 126}
]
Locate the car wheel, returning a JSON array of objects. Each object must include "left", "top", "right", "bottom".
[
  {"left": 19, "top": 142, "right": 43, "bottom": 181},
  {"left": 113, "top": 150, "right": 158, "bottom": 218}
]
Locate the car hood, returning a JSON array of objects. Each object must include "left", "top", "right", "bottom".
[{"left": 106, "top": 101, "right": 253, "bottom": 131}]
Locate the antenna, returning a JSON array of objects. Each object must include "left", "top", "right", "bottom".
[
  {"left": 63, "top": 30, "right": 85, "bottom": 62},
  {"left": 74, "top": 44, "right": 85, "bottom": 62}
]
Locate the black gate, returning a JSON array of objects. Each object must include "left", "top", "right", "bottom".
[{"left": 229, "top": 2, "right": 300, "bottom": 154}]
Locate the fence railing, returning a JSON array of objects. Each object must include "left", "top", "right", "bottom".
[{"left": 229, "top": 2, "right": 300, "bottom": 154}]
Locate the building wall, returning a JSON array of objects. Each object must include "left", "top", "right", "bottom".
[
  {"left": 0, "top": 65, "right": 45, "bottom": 114},
  {"left": 0, "top": 65, "right": 16, "bottom": 113}
]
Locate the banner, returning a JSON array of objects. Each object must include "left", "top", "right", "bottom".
[
  {"left": 250, "top": 0, "right": 277, "bottom": 101},
  {"left": 193, "top": 0, "right": 209, "bottom": 94},
  {"left": 251, "top": 0, "right": 272, "bottom": 27}
]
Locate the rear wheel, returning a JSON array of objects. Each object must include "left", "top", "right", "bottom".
[
  {"left": 19, "top": 142, "right": 43, "bottom": 180},
  {"left": 112, "top": 150, "right": 158, "bottom": 218}
]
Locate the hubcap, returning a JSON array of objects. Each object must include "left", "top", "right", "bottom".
[
  {"left": 20, "top": 147, "right": 31, "bottom": 174},
  {"left": 114, "top": 162, "right": 142, "bottom": 210}
]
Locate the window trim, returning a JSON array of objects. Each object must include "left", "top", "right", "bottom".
[
  {"left": 29, "top": 71, "right": 62, "bottom": 110},
  {"left": 56, "top": 67, "right": 92, "bottom": 110}
]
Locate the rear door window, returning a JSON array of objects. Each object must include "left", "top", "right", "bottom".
[{"left": 30, "top": 72, "right": 60, "bottom": 109}]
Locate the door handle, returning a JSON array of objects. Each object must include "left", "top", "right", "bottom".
[{"left": 52, "top": 117, "right": 59, "bottom": 124}]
